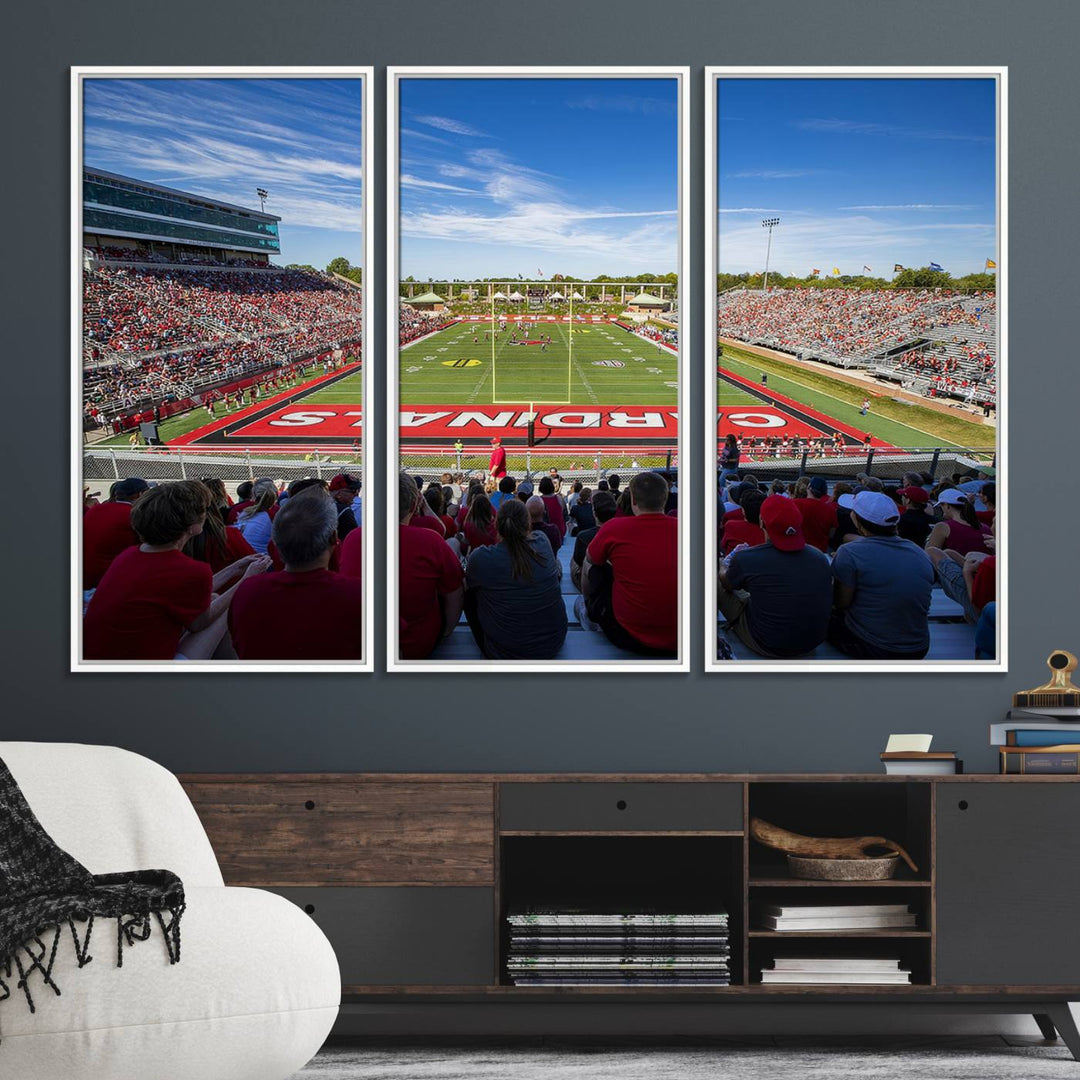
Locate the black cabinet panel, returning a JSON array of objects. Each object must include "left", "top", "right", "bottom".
[
  {"left": 272, "top": 886, "right": 494, "bottom": 985},
  {"left": 500, "top": 782, "right": 743, "bottom": 832},
  {"left": 936, "top": 784, "right": 1080, "bottom": 986}
]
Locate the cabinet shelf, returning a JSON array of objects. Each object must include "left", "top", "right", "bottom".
[
  {"left": 749, "top": 929, "right": 931, "bottom": 939},
  {"left": 749, "top": 878, "right": 931, "bottom": 888}
]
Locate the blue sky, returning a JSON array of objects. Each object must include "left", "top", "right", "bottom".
[
  {"left": 83, "top": 78, "right": 363, "bottom": 268},
  {"left": 399, "top": 78, "right": 678, "bottom": 280},
  {"left": 718, "top": 78, "right": 997, "bottom": 277}
]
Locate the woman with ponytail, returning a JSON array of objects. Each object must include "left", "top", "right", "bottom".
[{"left": 463, "top": 497, "right": 567, "bottom": 659}]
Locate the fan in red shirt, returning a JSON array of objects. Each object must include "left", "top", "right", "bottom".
[
  {"left": 489, "top": 437, "right": 507, "bottom": 480},
  {"left": 584, "top": 471, "right": 678, "bottom": 656},
  {"left": 229, "top": 488, "right": 364, "bottom": 660},
  {"left": 721, "top": 489, "right": 767, "bottom": 555},
  {"left": 84, "top": 480, "right": 271, "bottom": 660},
  {"left": 82, "top": 477, "right": 149, "bottom": 588},
  {"left": 397, "top": 472, "right": 464, "bottom": 658},
  {"left": 791, "top": 476, "right": 838, "bottom": 552}
]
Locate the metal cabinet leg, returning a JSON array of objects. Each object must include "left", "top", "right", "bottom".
[
  {"left": 1045, "top": 1004, "right": 1080, "bottom": 1061},
  {"left": 1033, "top": 1013, "right": 1058, "bottom": 1041}
]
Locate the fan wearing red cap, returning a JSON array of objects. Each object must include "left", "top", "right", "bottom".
[
  {"left": 718, "top": 495, "right": 832, "bottom": 658},
  {"left": 896, "top": 486, "right": 934, "bottom": 547},
  {"left": 828, "top": 491, "right": 935, "bottom": 660},
  {"left": 327, "top": 473, "right": 360, "bottom": 541}
]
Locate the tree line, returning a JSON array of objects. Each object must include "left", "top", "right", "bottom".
[{"left": 718, "top": 267, "right": 996, "bottom": 292}]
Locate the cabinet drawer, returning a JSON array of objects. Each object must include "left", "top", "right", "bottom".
[
  {"left": 183, "top": 781, "right": 494, "bottom": 885},
  {"left": 272, "top": 887, "right": 495, "bottom": 986},
  {"left": 499, "top": 782, "right": 743, "bottom": 832}
]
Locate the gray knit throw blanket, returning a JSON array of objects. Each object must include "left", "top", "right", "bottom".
[{"left": 0, "top": 756, "right": 185, "bottom": 1023}]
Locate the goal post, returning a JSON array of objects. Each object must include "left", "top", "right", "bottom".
[{"left": 489, "top": 281, "right": 574, "bottom": 406}]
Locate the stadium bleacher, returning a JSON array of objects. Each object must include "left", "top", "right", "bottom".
[
  {"left": 82, "top": 264, "right": 362, "bottom": 417},
  {"left": 717, "top": 287, "right": 997, "bottom": 405}
]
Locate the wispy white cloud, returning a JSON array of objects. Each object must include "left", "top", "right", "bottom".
[
  {"left": 728, "top": 169, "right": 822, "bottom": 180},
  {"left": 718, "top": 211, "right": 994, "bottom": 276},
  {"left": 566, "top": 94, "right": 675, "bottom": 116},
  {"left": 83, "top": 79, "right": 364, "bottom": 242},
  {"left": 415, "top": 115, "right": 491, "bottom": 137},
  {"left": 839, "top": 203, "right": 976, "bottom": 211},
  {"left": 718, "top": 207, "right": 788, "bottom": 214},
  {"left": 797, "top": 118, "right": 991, "bottom": 143},
  {"left": 401, "top": 174, "right": 481, "bottom": 194}
]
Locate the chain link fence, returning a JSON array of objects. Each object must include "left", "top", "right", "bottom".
[
  {"left": 83, "top": 447, "right": 364, "bottom": 492},
  {"left": 397, "top": 447, "right": 678, "bottom": 486}
]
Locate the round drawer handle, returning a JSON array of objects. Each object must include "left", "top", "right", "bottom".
[
  {"left": 958, "top": 800, "right": 969, "bottom": 811},
  {"left": 304, "top": 904, "right": 316, "bottom": 915},
  {"left": 616, "top": 800, "right": 628, "bottom": 811},
  {"left": 304, "top": 800, "right": 316, "bottom": 811}
]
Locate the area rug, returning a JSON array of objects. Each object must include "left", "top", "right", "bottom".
[{"left": 292, "top": 1041, "right": 1075, "bottom": 1079}]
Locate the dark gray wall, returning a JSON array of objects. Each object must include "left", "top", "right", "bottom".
[{"left": 3, "top": 0, "right": 1076, "bottom": 777}]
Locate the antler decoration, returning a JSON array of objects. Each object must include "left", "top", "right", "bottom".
[{"left": 750, "top": 817, "right": 919, "bottom": 874}]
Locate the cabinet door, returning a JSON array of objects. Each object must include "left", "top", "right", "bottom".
[
  {"left": 936, "top": 783, "right": 1080, "bottom": 986},
  {"left": 272, "top": 887, "right": 495, "bottom": 986}
]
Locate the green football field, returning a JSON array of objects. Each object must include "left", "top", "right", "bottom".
[{"left": 400, "top": 321, "right": 677, "bottom": 405}]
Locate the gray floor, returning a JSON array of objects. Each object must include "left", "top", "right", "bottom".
[{"left": 293, "top": 1038, "right": 1077, "bottom": 1078}]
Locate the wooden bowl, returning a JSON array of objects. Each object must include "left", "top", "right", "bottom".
[{"left": 786, "top": 853, "right": 900, "bottom": 881}]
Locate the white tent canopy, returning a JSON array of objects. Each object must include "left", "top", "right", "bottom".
[
  {"left": 571, "top": 291, "right": 584, "bottom": 300},
  {"left": 508, "top": 290, "right": 525, "bottom": 300},
  {"left": 548, "top": 291, "right": 564, "bottom": 301},
  {"left": 491, "top": 290, "right": 507, "bottom": 300}
]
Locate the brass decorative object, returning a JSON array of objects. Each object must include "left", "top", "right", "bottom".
[{"left": 1013, "top": 651, "right": 1080, "bottom": 709}]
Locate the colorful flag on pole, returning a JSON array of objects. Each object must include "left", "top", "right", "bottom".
[
  {"left": 537, "top": 268, "right": 543, "bottom": 277},
  {"left": 863, "top": 265, "right": 872, "bottom": 274},
  {"left": 930, "top": 262, "right": 944, "bottom": 272},
  {"left": 832, "top": 267, "right": 840, "bottom": 276},
  {"left": 811, "top": 268, "right": 820, "bottom": 276},
  {"left": 986, "top": 258, "right": 997, "bottom": 270},
  {"left": 894, "top": 264, "right": 904, "bottom": 273}
]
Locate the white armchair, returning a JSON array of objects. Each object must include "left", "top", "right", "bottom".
[{"left": 0, "top": 742, "right": 339, "bottom": 1080}]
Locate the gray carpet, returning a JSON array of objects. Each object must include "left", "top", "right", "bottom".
[{"left": 292, "top": 1041, "right": 1077, "bottom": 1079}]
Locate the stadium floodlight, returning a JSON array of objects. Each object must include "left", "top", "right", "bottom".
[
  {"left": 761, "top": 217, "right": 781, "bottom": 292},
  {"left": 256, "top": 187, "right": 269, "bottom": 213}
]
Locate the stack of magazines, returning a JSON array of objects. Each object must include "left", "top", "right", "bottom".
[
  {"left": 761, "top": 957, "right": 912, "bottom": 985},
  {"left": 505, "top": 908, "right": 730, "bottom": 986}
]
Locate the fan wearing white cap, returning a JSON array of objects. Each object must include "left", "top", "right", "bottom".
[
  {"left": 828, "top": 491, "right": 935, "bottom": 661},
  {"left": 924, "top": 489, "right": 993, "bottom": 557}
]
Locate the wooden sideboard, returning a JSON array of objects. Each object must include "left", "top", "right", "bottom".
[{"left": 180, "top": 772, "right": 1080, "bottom": 1055}]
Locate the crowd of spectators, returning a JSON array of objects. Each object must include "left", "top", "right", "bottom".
[
  {"left": 82, "top": 265, "right": 363, "bottom": 415},
  {"left": 399, "top": 306, "right": 452, "bottom": 346},
  {"left": 87, "top": 245, "right": 271, "bottom": 269},
  {"left": 397, "top": 460, "right": 680, "bottom": 662},
  {"left": 633, "top": 323, "right": 678, "bottom": 349},
  {"left": 716, "top": 465, "right": 997, "bottom": 661},
  {"left": 82, "top": 473, "right": 364, "bottom": 661},
  {"left": 717, "top": 287, "right": 998, "bottom": 406}
]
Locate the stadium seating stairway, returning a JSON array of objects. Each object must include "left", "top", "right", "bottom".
[{"left": 717, "top": 585, "right": 976, "bottom": 662}]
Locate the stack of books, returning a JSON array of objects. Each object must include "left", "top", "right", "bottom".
[
  {"left": 991, "top": 707, "right": 1080, "bottom": 774},
  {"left": 879, "top": 733, "right": 961, "bottom": 774},
  {"left": 761, "top": 956, "right": 912, "bottom": 985},
  {"left": 757, "top": 902, "right": 917, "bottom": 932},
  {"left": 505, "top": 908, "right": 730, "bottom": 986},
  {"left": 880, "top": 751, "right": 960, "bottom": 775}
]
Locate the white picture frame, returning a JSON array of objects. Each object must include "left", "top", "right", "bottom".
[
  {"left": 387, "top": 66, "right": 691, "bottom": 673},
  {"left": 704, "top": 66, "right": 1007, "bottom": 673},
  {"left": 71, "top": 66, "right": 375, "bottom": 672}
]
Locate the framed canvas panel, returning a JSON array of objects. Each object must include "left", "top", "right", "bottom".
[
  {"left": 705, "top": 67, "right": 1007, "bottom": 672},
  {"left": 387, "top": 67, "right": 690, "bottom": 673},
  {"left": 72, "top": 67, "right": 375, "bottom": 671}
]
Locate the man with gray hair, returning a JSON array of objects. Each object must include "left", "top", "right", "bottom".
[
  {"left": 228, "top": 488, "right": 364, "bottom": 660},
  {"left": 526, "top": 495, "right": 562, "bottom": 560}
]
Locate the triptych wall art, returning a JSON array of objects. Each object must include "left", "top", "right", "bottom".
[{"left": 71, "top": 66, "right": 1005, "bottom": 673}]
